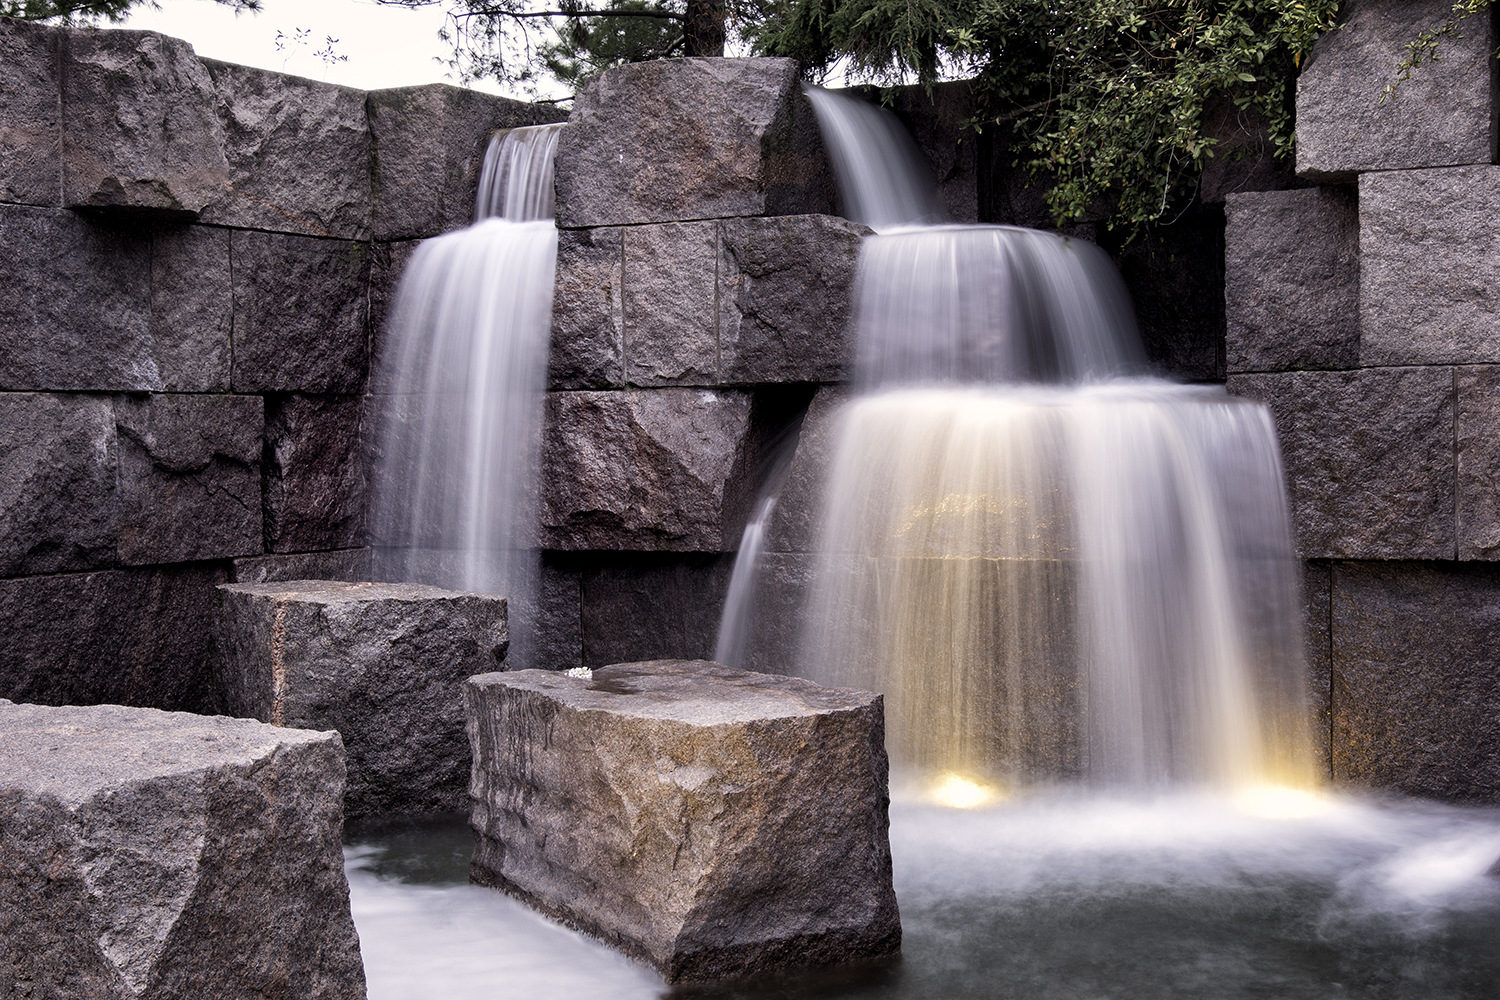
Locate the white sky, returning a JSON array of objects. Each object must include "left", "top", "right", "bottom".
[{"left": 116, "top": 0, "right": 555, "bottom": 99}]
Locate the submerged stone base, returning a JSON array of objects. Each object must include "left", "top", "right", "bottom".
[
  {"left": 0, "top": 700, "right": 364, "bottom": 1000},
  {"left": 215, "top": 580, "right": 509, "bottom": 819},
  {"left": 464, "top": 659, "right": 899, "bottom": 984}
]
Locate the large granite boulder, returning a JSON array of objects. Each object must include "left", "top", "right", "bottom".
[
  {"left": 199, "top": 60, "right": 372, "bottom": 239},
  {"left": 554, "top": 57, "right": 834, "bottom": 227},
  {"left": 215, "top": 580, "right": 509, "bottom": 818},
  {"left": 0, "top": 700, "right": 365, "bottom": 999},
  {"left": 60, "top": 27, "right": 230, "bottom": 216},
  {"left": 1224, "top": 188, "right": 1359, "bottom": 373},
  {"left": 1297, "top": 0, "right": 1496, "bottom": 181},
  {"left": 465, "top": 659, "right": 900, "bottom": 983},
  {"left": 541, "top": 389, "right": 755, "bottom": 550},
  {"left": 1360, "top": 165, "right": 1500, "bottom": 366},
  {"left": 367, "top": 84, "right": 568, "bottom": 240}
]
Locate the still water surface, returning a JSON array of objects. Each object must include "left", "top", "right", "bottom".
[{"left": 346, "top": 793, "right": 1500, "bottom": 1000}]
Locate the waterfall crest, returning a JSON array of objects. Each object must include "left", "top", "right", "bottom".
[
  {"left": 786, "top": 88, "right": 1315, "bottom": 791},
  {"left": 370, "top": 125, "right": 562, "bottom": 667}
]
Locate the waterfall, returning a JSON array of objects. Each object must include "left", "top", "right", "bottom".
[
  {"left": 781, "top": 88, "right": 1315, "bottom": 791},
  {"left": 370, "top": 125, "right": 563, "bottom": 667}
]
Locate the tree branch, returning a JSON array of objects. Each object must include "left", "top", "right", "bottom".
[{"left": 453, "top": 6, "right": 685, "bottom": 21}]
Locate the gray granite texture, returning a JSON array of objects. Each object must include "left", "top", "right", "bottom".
[
  {"left": 1458, "top": 366, "right": 1500, "bottom": 561},
  {"left": 579, "top": 554, "right": 736, "bottom": 667},
  {"left": 1225, "top": 188, "right": 1359, "bottom": 372},
  {"left": 200, "top": 59, "right": 372, "bottom": 238},
  {"left": 263, "top": 394, "right": 368, "bottom": 554},
  {"left": 60, "top": 27, "right": 231, "bottom": 216},
  {"left": 1297, "top": 0, "right": 1496, "bottom": 181},
  {"left": 215, "top": 580, "right": 509, "bottom": 818},
  {"left": 0, "top": 700, "right": 365, "bottom": 1000},
  {"left": 550, "top": 226, "right": 626, "bottom": 389},
  {"left": 554, "top": 57, "right": 835, "bottom": 227},
  {"left": 465, "top": 659, "right": 900, "bottom": 983},
  {"left": 1227, "top": 369, "right": 1456, "bottom": 560},
  {"left": 541, "top": 389, "right": 756, "bottom": 551},
  {"left": 1331, "top": 562, "right": 1500, "bottom": 801},
  {"left": 367, "top": 84, "right": 567, "bottom": 240},
  {"left": 1361, "top": 166, "right": 1500, "bottom": 366},
  {"left": 0, "top": 562, "right": 229, "bottom": 714},
  {"left": 766, "top": 385, "right": 849, "bottom": 554},
  {"left": 0, "top": 17, "right": 63, "bottom": 207}
]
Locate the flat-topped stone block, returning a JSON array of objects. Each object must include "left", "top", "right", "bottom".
[
  {"left": 1297, "top": 0, "right": 1496, "bottom": 181},
  {"left": 1225, "top": 188, "right": 1358, "bottom": 373},
  {"left": 215, "top": 580, "right": 508, "bottom": 819},
  {"left": 554, "top": 57, "right": 834, "bottom": 227},
  {"left": 60, "top": 27, "right": 230, "bottom": 216},
  {"left": 200, "top": 59, "right": 372, "bottom": 239},
  {"left": 0, "top": 700, "right": 365, "bottom": 999},
  {"left": 465, "top": 659, "right": 899, "bottom": 983},
  {"left": 1361, "top": 166, "right": 1500, "bottom": 365}
]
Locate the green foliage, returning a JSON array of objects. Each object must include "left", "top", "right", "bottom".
[
  {"left": 750, "top": 0, "right": 1339, "bottom": 233},
  {"left": 1384, "top": 0, "right": 1495, "bottom": 101},
  {"left": 541, "top": 0, "right": 686, "bottom": 86},
  {"left": 0, "top": 0, "right": 258, "bottom": 23}
]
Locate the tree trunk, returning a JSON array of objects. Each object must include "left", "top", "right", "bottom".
[{"left": 683, "top": 0, "right": 725, "bottom": 56}]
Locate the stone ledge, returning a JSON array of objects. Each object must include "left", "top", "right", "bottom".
[
  {"left": 215, "top": 580, "right": 508, "bottom": 819},
  {"left": 465, "top": 659, "right": 899, "bottom": 983},
  {"left": 0, "top": 699, "right": 366, "bottom": 999}
]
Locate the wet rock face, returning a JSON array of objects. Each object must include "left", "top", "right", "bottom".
[
  {"left": 554, "top": 57, "right": 835, "bottom": 227},
  {"left": 0, "top": 700, "right": 365, "bottom": 1000},
  {"left": 1296, "top": 0, "right": 1496, "bottom": 182},
  {"left": 215, "top": 580, "right": 509, "bottom": 819},
  {"left": 465, "top": 659, "right": 900, "bottom": 984}
]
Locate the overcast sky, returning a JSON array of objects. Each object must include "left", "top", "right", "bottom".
[{"left": 116, "top": 0, "right": 548, "bottom": 98}]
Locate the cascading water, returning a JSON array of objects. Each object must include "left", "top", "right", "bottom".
[
  {"left": 786, "top": 88, "right": 1315, "bottom": 792},
  {"left": 370, "top": 124, "right": 564, "bottom": 667}
]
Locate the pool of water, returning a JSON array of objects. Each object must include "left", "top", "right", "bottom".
[{"left": 345, "top": 792, "right": 1500, "bottom": 1000}]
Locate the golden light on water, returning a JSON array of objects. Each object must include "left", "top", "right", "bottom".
[
  {"left": 927, "top": 772, "right": 1005, "bottom": 809},
  {"left": 1234, "top": 784, "right": 1332, "bottom": 820}
]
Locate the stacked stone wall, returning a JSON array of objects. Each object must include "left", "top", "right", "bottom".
[
  {"left": 0, "top": 17, "right": 563, "bottom": 712},
  {"left": 1225, "top": 0, "right": 1500, "bottom": 800}
]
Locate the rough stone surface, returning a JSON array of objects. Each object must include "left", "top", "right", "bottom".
[
  {"left": 0, "top": 18, "right": 62, "bottom": 207},
  {"left": 215, "top": 580, "right": 509, "bottom": 818},
  {"left": 151, "top": 223, "right": 233, "bottom": 391},
  {"left": 0, "top": 700, "right": 365, "bottom": 999},
  {"left": 767, "top": 386, "right": 849, "bottom": 554},
  {"left": 368, "top": 84, "right": 568, "bottom": 240},
  {"left": 624, "top": 222, "right": 720, "bottom": 385},
  {"left": 740, "top": 552, "right": 816, "bottom": 676},
  {"left": 230, "top": 230, "right": 369, "bottom": 393},
  {"left": 0, "top": 393, "right": 118, "bottom": 579},
  {"left": 0, "top": 562, "right": 230, "bottom": 716},
  {"left": 200, "top": 59, "right": 371, "bottom": 238},
  {"left": 1198, "top": 96, "right": 1305, "bottom": 204},
  {"left": 579, "top": 554, "right": 735, "bottom": 668},
  {"left": 719, "top": 215, "right": 866, "bottom": 384},
  {"left": 0, "top": 205, "right": 153, "bottom": 391},
  {"left": 542, "top": 389, "right": 755, "bottom": 550},
  {"left": 1227, "top": 369, "right": 1456, "bottom": 560},
  {"left": 550, "top": 226, "right": 625, "bottom": 389},
  {"left": 232, "top": 549, "right": 373, "bottom": 586},
  {"left": 555, "top": 57, "right": 834, "bottom": 228},
  {"left": 1225, "top": 188, "right": 1359, "bottom": 373},
  {"left": 264, "top": 395, "right": 368, "bottom": 554},
  {"left": 1458, "top": 366, "right": 1500, "bottom": 561},
  {"left": 1331, "top": 561, "right": 1500, "bottom": 802},
  {"left": 60, "top": 28, "right": 230, "bottom": 216},
  {"left": 367, "top": 239, "right": 422, "bottom": 393},
  {"left": 1302, "top": 559, "right": 1333, "bottom": 777},
  {"left": 1361, "top": 166, "right": 1500, "bottom": 365},
  {"left": 1297, "top": 0, "right": 1496, "bottom": 181},
  {"left": 465, "top": 660, "right": 900, "bottom": 983},
  {"left": 115, "top": 393, "right": 263, "bottom": 566},
  {"left": 533, "top": 556, "right": 584, "bottom": 672}
]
